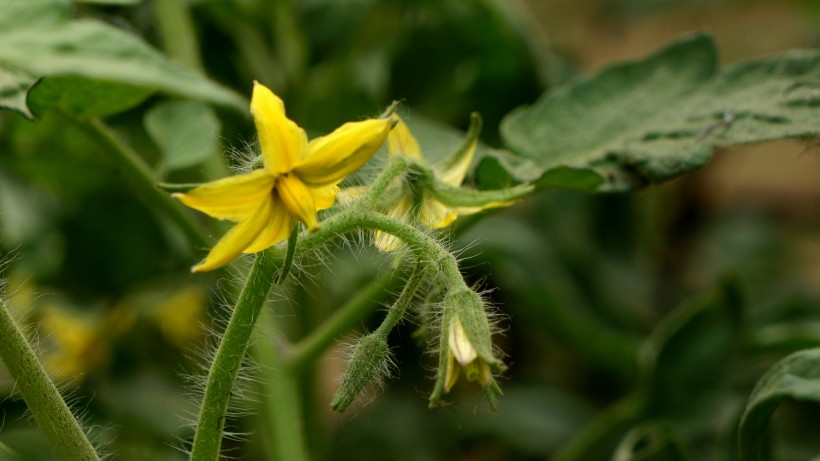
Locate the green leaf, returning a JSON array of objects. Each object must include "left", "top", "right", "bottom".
[
  {"left": 738, "top": 348, "right": 820, "bottom": 461},
  {"left": 0, "top": 65, "right": 36, "bottom": 119},
  {"left": 0, "top": 19, "right": 247, "bottom": 112},
  {"left": 0, "top": 0, "right": 69, "bottom": 32},
  {"left": 144, "top": 100, "right": 222, "bottom": 171},
  {"left": 28, "top": 75, "right": 152, "bottom": 117},
  {"left": 499, "top": 32, "right": 820, "bottom": 191}
]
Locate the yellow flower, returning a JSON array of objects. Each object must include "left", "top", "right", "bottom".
[
  {"left": 372, "top": 115, "right": 508, "bottom": 251},
  {"left": 444, "top": 315, "right": 493, "bottom": 392},
  {"left": 174, "top": 81, "right": 393, "bottom": 272},
  {"left": 40, "top": 304, "right": 134, "bottom": 382}
]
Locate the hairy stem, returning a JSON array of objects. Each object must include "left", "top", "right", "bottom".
[
  {"left": 190, "top": 248, "right": 282, "bottom": 461},
  {"left": 0, "top": 301, "right": 99, "bottom": 460}
]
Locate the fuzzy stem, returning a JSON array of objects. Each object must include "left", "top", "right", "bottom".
[
  {"left": 286, "top": 273, "right": 398, "bottom": 370},
  {"left": 190, "top": 248, "right": 282, "bottom": 461},
  {"left": 67, "top": 116, "right": 210, "bottom": 249},
  {"left": 375, "top": 261, "right": 429, "bottom": 337},
  {"left": 0, "top": 301, "right": 100, "bottom": 460},
  {"left": 253, "top": 307, "right": 309, "bottom": 461},
  {"left": 359, "top": 157, "right": 409, "bottom": 209}
]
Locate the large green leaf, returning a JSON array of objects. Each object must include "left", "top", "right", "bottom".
[
  {"left": 738, "top": 348, "right": 820, "bottom": 461},
  {"left": 144, "top": 100, "right": 222, "bottom": 172},
  {"left": 28, "top": 76, "right": 152, "bottom": 118},
  {"left": 498, "top": 32, "right": 820, "bottom": 191},
  {"left": 0, "top": 3, "right": 246, "bottom": 115}
]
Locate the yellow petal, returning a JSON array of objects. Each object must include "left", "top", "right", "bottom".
[
  {"left": 243, "top": 196, "right": 294, "bottom": 254},
  {"left": 276, "top": 174, "right": 319, "bottom": 231},
  {"left": 388, "top": 117, "right": 422, "bottom": 160},
  {"left": 192, "top": 198, "right": 273, "bottom": 272},
  {"left": 173, "top": 169, "right": 274, "bottom": 222},
  {"left": 439, "top": 135, "right": 477, "bottom": 187},
  {"left": 443, "top": 351, "right": 460, "bottom": 393},
  {"left": 374, "top": 196, "right": 412, "bottom": 252},
  {"left": 251, "top": 81, "right": 308, "bottom": 175},
  {"left": 336, "top": 185, "right": 367, "bottom": 206},
  {"left": 419, "top": 199, "right": 457, "bottom": 229},
  {"left": 448, "top": 317, "right": 478, "bottom": 366},
  {"left": 296, "top": 118, "right": 392, "bottom": 186},
  {"left": 311, "top": 184, "right": 339, "bottom": 211}
]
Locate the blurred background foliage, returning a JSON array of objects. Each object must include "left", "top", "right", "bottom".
[{"left": 0, "top": 0, "right": 819, "bottom": 460}]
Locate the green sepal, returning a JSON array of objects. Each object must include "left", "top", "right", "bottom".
[
  {"left": 439, "top": 112, "right": 482, "bottom": 174},
  {"left": 428, "top": 181, "right": 534, "bottom": 208},
  {"left": 156, "top": 182, "right": 204, "bottom": 193}
]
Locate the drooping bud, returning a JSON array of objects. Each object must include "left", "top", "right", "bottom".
[
  {"left": 330, "top": 332, "right": 392, "bottom": 413},
  {"left": 430, "top": 287, "right": 505, "bottom": 408}
]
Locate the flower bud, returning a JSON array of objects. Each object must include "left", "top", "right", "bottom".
[{"left": 330, "top": 333, "right": 392, "bottom": 413}]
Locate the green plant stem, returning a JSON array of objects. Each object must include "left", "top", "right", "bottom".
[
  {"left": 69, "top": 116, "right": 209, "bottom": 249},
  {"left": 375, "top": 261, "right": 428, "bottom": 337},
  {"left": 0, "top": 302, "right": 99, "bottom": 461},
  {"left": 153, "top": 0, "right": 203, "bottom": 71},
  {"left": 190, "top": 248, "right": 282, "bottom": 461},
  {"left": 286, "top": 272, "right": 399, "bottom": 370},
  {"left": 360, "top": 157, "right": 409, "bottom": 209},
  {"left": 253, "top": 307, "right": 309, "bottom": 461}
]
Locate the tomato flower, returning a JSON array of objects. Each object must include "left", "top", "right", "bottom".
[{"left": 174, "top": 82, "right": 393, "bottom": 272}]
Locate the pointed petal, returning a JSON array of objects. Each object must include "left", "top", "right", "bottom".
[
  {"left": 443, "top": 351, "right": 460, "bottom": 393},
  {"left": 277, "top": 174, "right": 318, "bottom": 231},
  {"left": 388, "top": 117, "right": 422, "bottom": 160},
  {"left": 251, "top": 81, "right": 308, "bottom": 175},
  {"left": 192, "top": 199, "right": 273, "bottom": 272},
  {"left": 439, "top": 112, "right": 482, "bottom": 186},
  {"left": 296, "top": 118, "right": 392, "bottom": 186},
  {"left": 243, "top": 197, "right": 294, "bottom": 254},
  {"left": 311, "top": 184, "right": 339, "bottom": 211},
  {"left": 448, "top": 317, "right": 478, "bottom": 366},
  {"left": 173, "top": 169, "right": 274, "bottom": 221}
]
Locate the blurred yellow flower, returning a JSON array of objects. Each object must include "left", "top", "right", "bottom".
[
  {"left": 151, "top": 286, "right": 206, "bottom": 346},
  {"left": 40, "top": 304, "right": 134, "bottom": 382},
  {"left": 174, "top": 81, "right": 393, "bottom": 272}
]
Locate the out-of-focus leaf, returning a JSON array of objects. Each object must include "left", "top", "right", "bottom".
[
  {"left": 640, "top": 281, "right": 742, "bottom": 416},
  {"left": 144, "top": 100, "right": 221, "bottom": 171},
  {"left": 738, "top": 348, "right": 820, "bottom": 461},
  {"left": 28, "top": 75, "right": 152, "bottom": 118},
  {"left": 612, "top": 423, "right": 688, "bottom": 461},
  {"left": 0, "top": 65, "right": 36, "bottom": 119},
  {"left": 74, "top": 0, "right": 142, "bottom": 4},
  {"left": 0, "top": 0, "right": 69, "bottom": 32},
  {"left": 499, "top": 32, "right": 820, "bottom": 191},
  {"left": 0, "top": 20, "right": 247, "bottom": 112}
]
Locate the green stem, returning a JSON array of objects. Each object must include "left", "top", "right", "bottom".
[
  {"left": 375, "top": 261, "right": 428, "bottom": 337},
  {"left": 69, "top": 116, "right": 209, "bottom": 249},
  {"left": 190, "top": 248, "right": 282, "bottom": 461},
  {"left": 253, "top": 307, "right": 309, "bottom": 461},
  {"left": 0, "top": 301, "right": 99, "bottom": 460},
  {"left": 286, "top": 272, "right": 398, "bottom": 370},
  {"left": 360, "top": 157, "right": 409, "bottom": 209},
  {"left": 153, "top": 0, "right": 203, "bottom": 71}
]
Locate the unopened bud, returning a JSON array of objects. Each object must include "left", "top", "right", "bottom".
[{"left": 330, "top": 333, "right": 391, "bottom": 413}]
